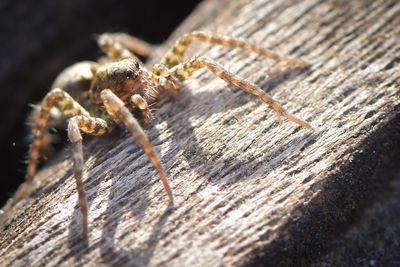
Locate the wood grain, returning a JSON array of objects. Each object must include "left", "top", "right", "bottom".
[{"left": 1, "top": 0, "right": 399, "bottom": 266}]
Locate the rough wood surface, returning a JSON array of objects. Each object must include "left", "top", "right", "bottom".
[{"left": 1, "top": 0, "right": 399, "bottom": 266}]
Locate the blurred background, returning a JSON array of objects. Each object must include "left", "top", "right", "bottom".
[{"left": 0, "top": 0, "right": 202, "bottom": 206}]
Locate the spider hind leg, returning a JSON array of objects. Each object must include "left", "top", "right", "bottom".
[
  {"left": 15, "top": 88, "right": 91, "bottom": 201},
  {"left": 16, "top": 88, "right": 111, "bottom": 234},
  {"left": 68, "top": 115, "right": 111, "bottom": 234}
]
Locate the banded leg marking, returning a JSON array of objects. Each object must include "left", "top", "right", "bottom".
[
  {"left": 151, "top": 63, "right": 181, "bottom": 96},
  {"left": 16, "top": 88, "right": 91, "bottom": 201},
  {"left": 161, "top": 31, "right": 308, "bottom": 69},
  {"left": 68, "top": 115, "right": 111, "bottom": 234},
  {"left": 171, "top": 57, "right": 311, "bottom": 128},
  {"left": 98, "top": 32, "right": 153, "bottom": 57},
  {"left": 97, "top": 33, "right": 145, "bottom": 63}
]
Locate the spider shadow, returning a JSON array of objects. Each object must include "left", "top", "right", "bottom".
[
  {"left": 99, "top": 202, "right": 173, "bottom": 266},
  {"left": 64, "top": 129, "right": 171, "bottom": 266},
  {"left": 152, "top": 66, "right": 316, "bottom": 186}
]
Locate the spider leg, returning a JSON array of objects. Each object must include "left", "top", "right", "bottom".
[
  {"left": 68, "top": 115, "right": 112, "bottom": 234},
  {"left": 131, "top": 94, "right": 152, "bottom": 124},
  {"left": 100, "top": 89, "right": 173, "bottom": 203},
  {"left": 27, "top": 104, "right": 64, "bottom": 158},
  {"left": 171, "top": 57, "right": 311, "bottom": 128},
  {"left": 16, "top": 89, "right": 112, "bottom": 234},
  {"left": 151, "top": 63, "right": 181, "bottom": 96},
  {"left": 97, "top": 33, "right": 145, "bottom": 63},
  {"left": 161, "top": 31, "right": 308, "bottom": 69},
  {"left": 15, "top": 88, "right": 93, "bottom": 202},
  {"left": 98, "top": 32, "right": 153, "bottom": 58}
]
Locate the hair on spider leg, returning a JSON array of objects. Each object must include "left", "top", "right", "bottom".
[
  {"left": 148, "top": 102, "right": 158, "bottom": 108},
  {"left": 48, "top": 127, "right": 59, "bottom": 134},
  {"left": 149, "top": 107, "right": 160, "bottom": 113},
  {"left": 28, "top": 103, "right": 40, "bottom": 110}
]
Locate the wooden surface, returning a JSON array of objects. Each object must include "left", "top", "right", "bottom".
[{"left": 1, "top": 0, "right": 399, "bottom": 266}]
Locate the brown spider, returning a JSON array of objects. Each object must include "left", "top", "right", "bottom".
[{"left": 14, "top": 31, "right": 311, "bottom": 234}]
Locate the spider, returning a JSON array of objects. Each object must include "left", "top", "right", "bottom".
[{"left": 14, "top": 31, "right": 311, "bottom": 234}]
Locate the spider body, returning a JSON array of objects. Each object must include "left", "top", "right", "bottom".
[
  {"left": 15, "top": 31, "right": 311, "bottom": 234},
  {"left": 90, "top": 59, "right": 148, "bottom": 106}
]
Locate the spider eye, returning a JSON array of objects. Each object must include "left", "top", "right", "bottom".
[
  {"left": 113, "top": 70, "right": 122, "bottom": 77},
  {"left": 125, "top": 70, "right": 136, "bottom": 79},
  {"left": 134, "top": 61, "right": 140, "bottom": 69}
]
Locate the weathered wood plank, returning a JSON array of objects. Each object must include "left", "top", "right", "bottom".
[{"left": 1, "top": 0, "right": 399, "bottom": 266}]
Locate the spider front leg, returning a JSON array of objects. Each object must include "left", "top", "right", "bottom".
[
  {"left": 100, "top": 89, "right": 174, "bottom": 203},
  {"left": 170, "top": 57, "right": 311, "bottom": 128},
  {"left": 161, "top": 31, "right": 308, "bottom": 69}
]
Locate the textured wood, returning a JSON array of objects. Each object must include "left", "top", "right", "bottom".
[{"left": 1, "top": 0, "right": 399, "bottom": 266}]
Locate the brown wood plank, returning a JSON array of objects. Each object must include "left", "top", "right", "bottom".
[{"left": 1, "top": 0, "right": 399, "bottom": 266}]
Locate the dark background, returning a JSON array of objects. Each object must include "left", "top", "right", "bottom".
[{"left": 0, "top": 0, "right": 202, "bottom": 206}]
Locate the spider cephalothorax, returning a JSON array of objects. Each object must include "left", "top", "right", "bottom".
[
  {"left": 15, "top": 31, "right": 311, "bottom": 234},
  {"left": 90, "top": 59, "right": 151, "bottom": 105}
]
